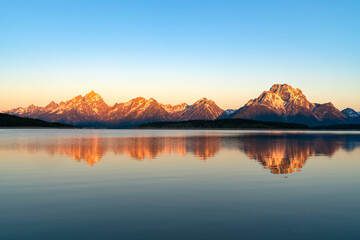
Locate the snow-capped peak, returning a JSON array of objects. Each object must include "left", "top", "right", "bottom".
[
  {"left": 224, "top": 109, "right": 237, "bottom": 115},
  {"left": 84, "top": 90, "right": 103, "bottom": 101},
  {"left": 196, "top": 97, "right": 209, "bottom": 103},
  {"left": 341, "top": 108, "right": 360, "bottom": 118},
  {"left": 161, "top": 103, "right": 188, "bottom": 113},
  {"left": 3, "top": 91, "right": 219, "bottom": 125},
  {"left": 246, "top": 83, "right": 314, "bottom": 113}
]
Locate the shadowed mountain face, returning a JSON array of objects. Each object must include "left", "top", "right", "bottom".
[
  {"left": 232, "top": 84, "right": 348, "bottom": 126},
  {"left": 4, "top": 133, "right": 360, "bottom": 174},
  {"left": 342, "top": 108, "right": 360, "bottom": 123},
  {"left": 342, "top": 108, "right": 360, "bottom": 118},
  {"left": 4, "top": 92, "right": 223, "bottom": 127}
]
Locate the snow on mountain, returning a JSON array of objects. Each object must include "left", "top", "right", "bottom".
[
  {"left": 177, "top": 98, "right": 224, "bottom": 121},
  {"left": 342, "top": 108, "right": 360, "bottom": 118},
  {"left": 224, "top": 109, "right": 237, "bottom": 115},
  {"left": 232, "top": 84, "right": 347, "bottom": 126},
  {"left": 8, "top": 91, "right": 112, "bottom": 124},
  {"left": 105, "top": 97, "right": 173, "bottom": 125},
  {"left": 161, "top": 103, "right": 188, "bottom": 113},
  {"left": 4, "top": 92, "right": 223, "bottom": 126},
  {"left": 217, "top": 109, "right": 238, "bottom": 119},
  {"left": 4, "top": 85, "right": 355, "bottom": 127}
]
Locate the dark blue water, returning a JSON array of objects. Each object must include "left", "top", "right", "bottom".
[{"left": 0, "top": 130, "right": 359, "bottom": 239}]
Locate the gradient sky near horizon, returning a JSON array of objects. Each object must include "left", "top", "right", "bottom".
[{"left": 1, "top": 0, "right": 359, "bottom": 111}]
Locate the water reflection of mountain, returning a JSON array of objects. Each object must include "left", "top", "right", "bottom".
[
  {"left": 5, "top": 133, "right": 360, "bottom": 174},
  {"left": 236, "top": 134, "right": 359, "bottom": 174},
  {"left": 11, "top": 136, "right": 221, "bottom": 166}
]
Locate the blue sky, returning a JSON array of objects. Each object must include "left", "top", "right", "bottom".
[{"left": 1, "top": 0, "right": 359, "bottom": 110}]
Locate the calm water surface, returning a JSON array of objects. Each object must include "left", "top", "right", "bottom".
[{"left": 1, "top": 129, "right": 360, "bottom": 240}]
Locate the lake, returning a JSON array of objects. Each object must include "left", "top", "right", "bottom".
[{"left": 0, "top": 129, "right": 360, "bottom": 240}]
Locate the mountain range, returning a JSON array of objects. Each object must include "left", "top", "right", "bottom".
[
  {"left": 3, "top": 91, "right": 223, "bottom": 127},
  {"left": 3, "top": 84, "right": 359, "bottom": 127}
]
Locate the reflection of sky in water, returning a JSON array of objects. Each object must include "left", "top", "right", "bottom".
[{"left": 0, "top": 130, "right": 360, "bottom": 240}]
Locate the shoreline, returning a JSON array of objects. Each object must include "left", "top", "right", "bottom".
[{"left": 1, "top": 127, "right": 359, "bottom": 131}]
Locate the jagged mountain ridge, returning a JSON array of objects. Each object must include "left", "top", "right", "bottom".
[
  {"left": 3, "top": 84, "right": 358, "bottom": 127},
  {"left": 8, "top": 91, "right": 111, "bottom": 124},
  {"left": 105, "top": 97, "right": 174, "bottom": 124},
  {"left": 232, "top": 84, "right": 349, "bottom": 126},
  {"left": 177, "top": 98, "right": 224, "bottom": 121},
  {"left": 4, "top": 91, "right": 223, "bottom": 126}
]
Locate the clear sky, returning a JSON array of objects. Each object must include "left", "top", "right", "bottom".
[{"left": 1, "top": 0, "right": 359, "bottom": 111}]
